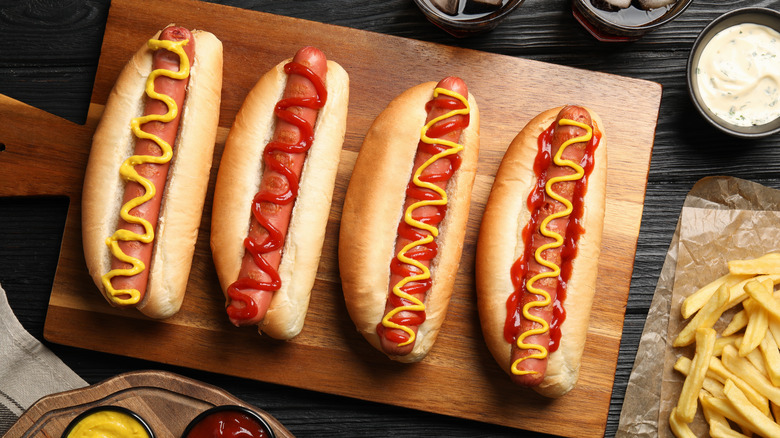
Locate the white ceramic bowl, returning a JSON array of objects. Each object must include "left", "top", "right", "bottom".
[{"left": 687, "top": 8, "right": 780, "bottom": 138}]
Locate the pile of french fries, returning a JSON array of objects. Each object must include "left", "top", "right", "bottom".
[{"left": 670, "top": 253, "right": 780, "bottom": 437}]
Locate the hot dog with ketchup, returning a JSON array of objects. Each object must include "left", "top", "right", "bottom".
[
  {"left": 210, "top": 47, "right": 349, "bottom": 340},
  {"left": 82, "top": 26, "right": 223, "bottom": 319},
  {"left": 339, "top": 78, "right": 479, "bottom": 362},
  {"left": 476, "top": 105, "right": 607, "bottom": 397}
]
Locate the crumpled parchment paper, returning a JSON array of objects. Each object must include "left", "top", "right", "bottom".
[{"left": 616, "top": 176, "right": 780, "bottom": 438}]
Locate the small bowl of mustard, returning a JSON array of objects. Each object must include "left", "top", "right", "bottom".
[
  {"left": 687, "top": 8, "right": 780, "bottom": 138},
  {"left": 62, "top": 406, "right": 154, "bottom": 438}
]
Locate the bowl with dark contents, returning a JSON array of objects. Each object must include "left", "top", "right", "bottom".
[
  {"left": 687, "top": 8, "right": 780, "bottom": 138},
  {"left": 414, "top": 0, "right": 525, "bottom": 37},
  {"left": 572, "top": 0, "right": 692, "bottom": 42}
]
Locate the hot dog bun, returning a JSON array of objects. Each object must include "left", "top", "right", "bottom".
[
  {"left": 339, "top": 81, "right": 480, "bottom": 363},
  {"left": 82, "top": 28, "right": 223, "bottom": 319},
  {"left": 476, "top": 106, "right": 607, "bottom": 398},
  {"left": 210, "top": 56, "right": 349, "bottom": 340}
]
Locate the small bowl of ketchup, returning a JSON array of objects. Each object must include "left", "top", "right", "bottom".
[{"left": 182, "top": 405, "right": 275, "bottom": 438}]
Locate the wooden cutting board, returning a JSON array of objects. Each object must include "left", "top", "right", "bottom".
[
  {"left": 0, "top": 0, "right": 661, "bottom": 435},
  {"left": 5, "top": 370, "right": 294, "bottom": 437}
]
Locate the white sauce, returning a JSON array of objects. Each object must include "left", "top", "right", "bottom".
[{"left": 695, "top": 22, "right": 780, "bottom": 127}]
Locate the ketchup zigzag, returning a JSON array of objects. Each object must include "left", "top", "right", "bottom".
[
  {"left": 101, "top": 37, "right": 190, "bottom": 306},
  {"left": 225, "top": 61, "right": 327, "bottom": 322}
]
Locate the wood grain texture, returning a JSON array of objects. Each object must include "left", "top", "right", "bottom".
[
  {"left": 0, "top": 0, "right": 658, "bottom": 436},
  {"left": 3, "top": 0, "right": 778, "bottom": 437},
  {"left": 5, "top": 370, "right": 294, "bottom": 438}
]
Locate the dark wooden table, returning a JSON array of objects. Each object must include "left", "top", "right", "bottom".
[{"left": 1, "top": 0, "right": 778, "bottom": 436}]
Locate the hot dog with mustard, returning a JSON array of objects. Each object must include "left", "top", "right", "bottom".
[
  {"left": 339, "top": 78, "right": 480, "bottom": 362},
  {"left": 82, "top": 25, "right": 223, "bottom": 319},
  {"left": 476, "top": 105, "right": 607, "bottom": 397}
]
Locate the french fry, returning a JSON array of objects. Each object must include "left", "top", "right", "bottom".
[
  {"left": 673, "top": 355, "right": 690, "bottom": 373},
  {"left": 682, "top": 273, "right": 751, "bottom": 319},
  {"left": 759, "top": 331, "right": 780, "bottom": 386},
  {"left": 738, "top": 424, "right": 755, "bottom": 437},
  {"left": 769, "top": 317, "right": 780, "bottom": 349},
  {"left": 674, "top": 285, "right": 729, "bottom": 347},
  {"left": 724, "top": 309, "right": 749, "bottom": 336},
  {"left": 728, "top": 277, "right": 759, "bottom": 305},
  {"left": 741, "top": 298, "right": 769, "bottom": 357},
  {"left": 671, "top": 253, "right": 780, "bottom": 437},
  {"left": 704, "top": 377, "right": 727, "bottom": 400},
  {"left": 674, "top": 356, "right": 726, "bottom": 399},
  {"left": 745, "top": 345, "right": 769, "bottom": 378},
  {"left": 722, "top": 344, "right": 780, "bottom": 407},
  {"left": 714, "top": 335, "right": 743, "bottom": 356},
  {"left": 724, "top": 274, "right": 780, "bottom": 310},
  {"left": 673, "top": 355, "right": 689, "bottom": 374},
  {"left": 700, "top": 397, "right": 744, "bottom": 438},
  {"left": 728, "top": 253, "right": 780, "bottom": 275},
  {"left": 669, "top": 407, "right": 697, "bottom": 438},
  {"left": 723, "top": 379, "right": 780, "bottom": 437},
  {"left": 701, "top": 394, "right": 758, "bottom": 435},
  {"left": 732, "top": 335, "right": 769, "bottom": 376},
  {"left": 676, "top": 327, "right": 716, "bottom": 423},
  {"left": 709, "top": 356, "right": 770, "bottom": 416},
  {"left": 745, "top": 277, "right": 780, "bottom": 321},
  {"left": 709, "top": 420, "right": 752, "bottom": 438}
]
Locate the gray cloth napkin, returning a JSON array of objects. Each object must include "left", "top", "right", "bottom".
[{"left": 0, "top": 283, "right": 87, "bottom": 435}]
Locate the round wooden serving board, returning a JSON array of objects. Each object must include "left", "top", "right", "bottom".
[{"left": 6, "top": 370, "right": 294, "bottom": 438}]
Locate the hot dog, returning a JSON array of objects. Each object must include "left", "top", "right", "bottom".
[
  {"left": 82, "top": 26, "right": 223, "bottom": 319},
  {"left": 339, "top": 78, "right": 480, "bottom": 362},
  {"left": 210, "top": 47, "right": 349, "bottom": 340},
  {"left": 476, "top": 105, "right": 607, "bottom": 397}
]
